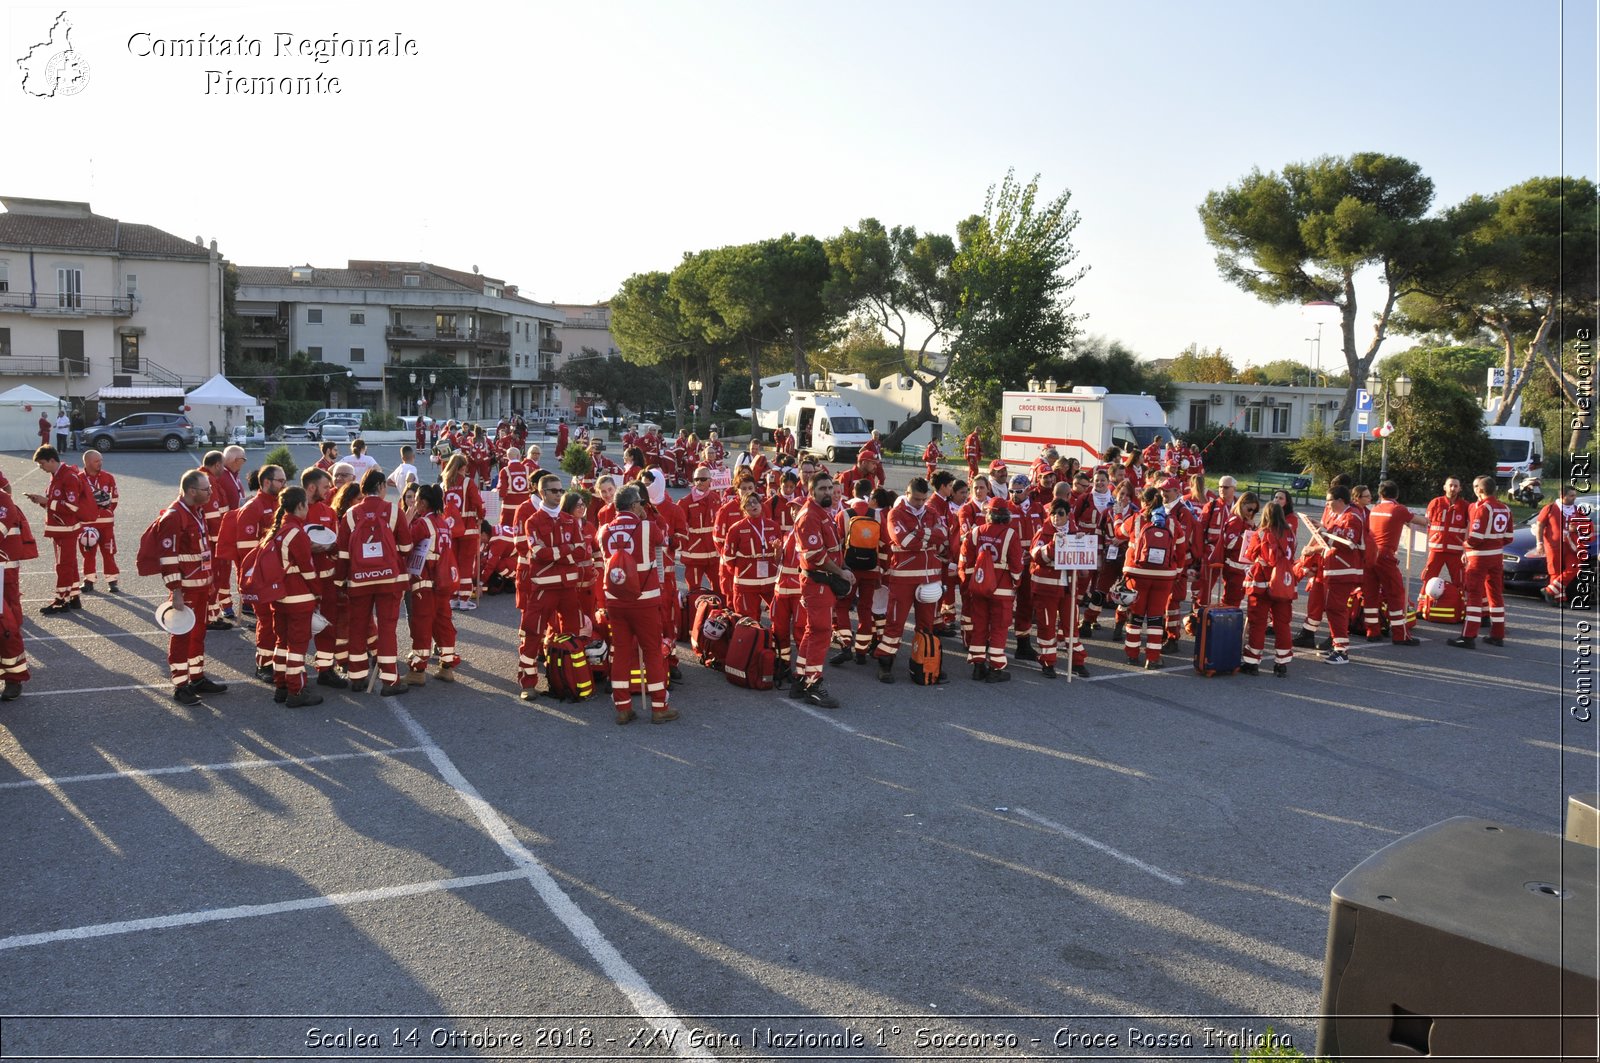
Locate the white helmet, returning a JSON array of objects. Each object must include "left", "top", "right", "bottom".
[
  {"left": 585, "top": 639, "right": 609, "bottom": 666},
  {"left": 78, "top": 527, "right": 100, "bottom": 550},
  {"left": 700, "top": 612, "right": 730, "bottom": 643},
  {"left": 1111, "top": 580, "right": 1138, "bottom": 607},
  {"left": 1425, "top": 577, "right": 1446, "bottom": 599},
  {"left": 915, "top": 582, "right": 943, "bottom": 604}
]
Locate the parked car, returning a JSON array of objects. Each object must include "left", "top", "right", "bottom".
[
  {"left": 400, "top": 415, "right": 435, "bottom": 434},
  {"left": 86, "top": 412, "right": 197, "bottom": 452},
  {"left": 1502, "top": 494, "right": 1598, "bottom": 601},
  {"left": 318, "top": 415, "right": 362, "bottom": 443}
]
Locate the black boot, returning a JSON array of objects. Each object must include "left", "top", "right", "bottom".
[
  {"left": 1040, "top": 662, "right": 1058, "bottom": 679},
  {"left": 1014, "top": 636, "right": 1038, "bottom": 662},
  {"left": 1292, "top": 628, "right": 1316, "bottom": 649},
  {"left": 972, "top": 661, "right": 988, "bottom": 681},
  {"left": 828, "top": 645, "right": 853, "bottom": 666},
  {"left": 1447, "top": 635, "right": 1476, "bottom": 649},
  {"left": 877, "top": 657, "right": 895, "bottom": 684}
]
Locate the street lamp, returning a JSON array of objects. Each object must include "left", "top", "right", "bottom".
[
  {"left": 1044, "top": 378, "right": 1059, "bottom": 394},
  {"left": 1377, "top": 372, "right": 1412, "bottom": 482},
  {"left": 1027, "top": 378, "right": 1041, "bottom": 393},
  {"left": 688, "top": 378, "right": 703, "bottom": 431}
]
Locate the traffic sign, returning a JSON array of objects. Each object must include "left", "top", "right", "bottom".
[
  {"left": 1357, "top": 410, "right": 1370, "bottom": 426},
  {"left": 1356, "top": 388, "right": 1373, "bottom": 412}
]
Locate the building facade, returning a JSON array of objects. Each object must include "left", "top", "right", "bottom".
[
  {"left": 1167, "top": 381, "right": 1347, "bottom": 441},
  {"left": 0, "top": 196, "right": 224, "bottom": 410},
  {"left": 236, "top": 261, "right": 565, "bottom": 421}
]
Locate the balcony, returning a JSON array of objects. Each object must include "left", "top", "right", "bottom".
[
  {"left": 240, "top": 318, "right": 288, "bottom": 340},
  {"left": 0, "top": 291, "right": 135, "bottom": 317},
  {"left": 0, "top": 355, "right": 90, "bottom": 377},
  {"left": 471, "top": 353, "right": 511, "bottom": 380},
  {"left": 387, "top": 325, "right": 511, "bottom": 350},
  {"left": 538, "top": 335, "right": 562, "bottom": 354}
]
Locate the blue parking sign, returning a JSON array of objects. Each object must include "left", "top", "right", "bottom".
[{"left": 1356, "top": 388, "right": 1373, "bottom": 412}]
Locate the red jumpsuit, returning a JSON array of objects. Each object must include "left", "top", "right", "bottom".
[
  {"left": 771, "top": 531, "right": 803, "bottom": 675},
  {"left": 1422, "top": 495, "right": 1470, "bottom": 589},
  {"left": 42, "top": 462, "right": 93, "bottom": 605},
  {"left": 1162, "top": 499, "right": 1200, "bottom": 640},
  {"left": 922, "top": 441, "right": 944, "bottom": 481},
  {"left": 514, "top": 501, "right": 589, "bottom": 691},
  {"left": 1537, "top": 501, "right": 1592, "bottom": 602},
  {"left": 600, "top": 511, "right": 671, "bottom": 720},
  {"left": 339, "top": 496, "right": 412, "bottom": 688},
  {"left": 1319, "top": 507, "right": 1367, "bottom": 656},
  {"left": 80, "top": 467, "right": 118, "bottom": 587},
  {"left": 269, "top": 516, "right": 320, "bottom": 695},
  {"left": 306, "top": 499, "right": 344, "bottom": 675},
  {"left": 875, "top": 499, "right": 948, "bottom": 662},
  {"left": 0, "top": 491, "right": 35, "bottom": 686},
  {"left": 442, "top": 477, "right": 484, "bottom": 600},
  {"left": 1462, "top": 497, "right": 1515, "bottom": 640},
  {"left": 406, "top": 512, "right": 459, "bottom": 675},
  {"left": 1364, "top": 500, "right": 1416, "bottom": 641},
  {"left": 156, "top": 498, "right": 214, "bottom": 690},
  {"left": 792, "top": 499, "right": 845, "bottom": 685},
  {"left": 712, "top": 493, "right": 747, "bottom": 600},
  {"left": 207, "top": 465, "right": 243, "bottom": 617},
  {"left": 679, "top": 488, "right": 723, "bottom": 595},
  {"left": 1119, "top": 512, "right": 1179, "bottom": 665},
  {"left": 964, "top": 431, "right": 982, "bottom": 480},
  {"left": 497, "top": 459, "right": 534, "bottom": 518},
  {"left": 1028, "top": 522, "right": 1086, "bottom": 670},
  {"left": 1243, "top": 527, "right": 1297, "bottom": 670},
  {"left": 726, "top": 513, "right": 779, "bottom": 620},
  {"left": 837, "top": 499, "right": 887, "bottom": 655},
  {"left": 961, "top": 517, "right": 1024, "bottom": 670}
]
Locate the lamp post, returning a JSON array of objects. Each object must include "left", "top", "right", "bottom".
[
  {"left": 1377, "top": 372, "right": 1412, "bottom": 482},
  {"left": 1027, "top": 378, "right": 1041, "bottom": 393},
  {"left": 688, "top": 378, "right": 702, "bottom": 433},
  {"left": 1044, "top": 378, "right": 1059, "bottom": 394}
]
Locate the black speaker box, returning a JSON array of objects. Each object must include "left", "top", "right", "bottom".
[{"left": 1317, "top": 817, "right": 1597, "bottom": 1060}]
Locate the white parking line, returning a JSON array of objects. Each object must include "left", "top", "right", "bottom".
[
  {"left": 22, "top": 683, "right": 170, "bottom": 697},
  {"left": 0, "top": 870, "right": 529, "bottom": 952},
  {"left": 27, "top": 629, "right": 166, "bottom": 642},
  {"left": 1011, "top": 806, "right": 1186, "bottom": 886},
  {"left": 0, "top": 745, "right": 429, "bottom": 791},
  {"left": 797, "top": 705, "right": 857, "bottom": 734},
  {"left": 387, "top": 704, "right": 715, "bottom": 1061}
]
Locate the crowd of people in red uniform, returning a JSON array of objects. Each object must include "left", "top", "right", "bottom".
[{"left": 0, "top": 424, "right": 1587, "bottom": 714}]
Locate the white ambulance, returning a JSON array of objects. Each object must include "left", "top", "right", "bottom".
[
  {"left": 754, "top": 391, "right": 873, "bottom": 462},
  {"left": 1000, "top": 386, "right": 1173, "bottom": 467}
]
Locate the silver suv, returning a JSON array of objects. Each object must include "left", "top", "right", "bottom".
[{"left": 86, "top": 412, "right": 198, "bottom": 452}]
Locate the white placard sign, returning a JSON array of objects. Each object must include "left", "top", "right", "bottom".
[
  {"left": 481, "top": 488, "right": 502, "bottom": 527},
  {"left": 709, "top": 468, "right": 733, "bottom": 492},
  {"left": 1054, "top": 533, "right": 1100, "bottom": 570}
]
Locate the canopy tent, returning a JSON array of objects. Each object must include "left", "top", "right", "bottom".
[
  {"left": 184, "top": 374, "right": 264, "bottom": 443},
  {"left": 184, "top": 374, "right": 257, "bottom": 406},
  {"left": 0, "top": 384, "right": 60, "bottom": 451}
]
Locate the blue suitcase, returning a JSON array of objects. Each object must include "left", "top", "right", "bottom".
[{"left": 1193, "top": 605, "right": 1244, "bottom": 676}]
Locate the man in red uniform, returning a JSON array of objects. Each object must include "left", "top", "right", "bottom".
[
  {"left": 600, "top": 485, "right": 676, "bottom": 724},
  {"left": 555, "top": 420, "right": 570, "bottom": 459},
  {"left": 27, "top": 446, "right": 95, "bottom": 613},
  {"left": 837, "top": 453, "right": 886, "bottom": 498},
  {"left": 1119, "top": 487, "right": 1180, "bottom": 668},
  {"left": 726, "top": 492, "right": 779, "bottom": 620},
  {"left": 922, "top": 438, "right": 945, "bottom": 481},
  {"left": 158, "top": 471, "right": 227, "bottom": 705},
  {"left": 790, "top": 472, "right": 851, "bottom": 707},
  {"left": 78, "top": 448, "right": 119, "bottom": 593},
  {"left": 873, "top": 477, "right": 947, "bottom": 684},
  {"left": 964, "top": 429, "right": 982, "bottom": 481},
  {"left": 1363, "top": 481, "right": 1427, "bottom": 644},
  {"left": 338, "top": 473, "right": 413, "bottom": 697},
  {"left": 679, "top": 466, "right": 722, "bottom": 594},
  {"left": 1193, "top": 477, "right": 1238, "bottom": 606},
  {"left": 1450, "top": 475, "right": 1517, "bottom": 649},
  {"left": 1537, "top": 484, "right": 1592, "bottom": 604},
  {"left": 224, "top": 465, "right": 286, "bottom": 676},
  {"left": 1316, "top": 485, "right": 1366, "bottom": 664},
  {"left": 0, "top": 481, "right": 35, "bottom": 699},
  {"left": 302, "top": 468, "right": 346, "bottom": 685},
  {"left": 961, "top": 496, "right": 1025, "bottom": 681},
  {"left": 1421, "top": 476, "right": 1471, "bottom": 590},
  {"left": 1157, "top": 477, "right": 1199, "bottom": 649}
]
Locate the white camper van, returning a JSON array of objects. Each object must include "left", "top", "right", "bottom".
[
  {"left": 756, "top": 392, "right": 873, "bottom": 462},
  {"left": 1480, "top": 367, "right": 1544, "bottom": 483},
  {"left": 1000, "top": 386, "right": 1173, "bottom": 467}
]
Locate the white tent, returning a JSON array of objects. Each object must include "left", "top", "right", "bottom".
[
  {"left": 0, "top": 384, "right": 61, "bottom": 451},
  {"left": 184, "top": 374, "right": 263, "bottom": 443}
]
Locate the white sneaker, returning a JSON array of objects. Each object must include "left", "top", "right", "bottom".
[{"left": 459, "top": 598, "right": 478, "bottom": 611}]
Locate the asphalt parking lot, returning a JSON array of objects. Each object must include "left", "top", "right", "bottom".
[{"left": 0, "top": 444, "right": 1591, "bottom": 1061}]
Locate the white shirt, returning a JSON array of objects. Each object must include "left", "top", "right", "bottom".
[
  {"left": 346, "top": 453, "right": 380, "bottom": 478},
  {"left": 387, "top": 462, "right": 419, "bottom": 489}
]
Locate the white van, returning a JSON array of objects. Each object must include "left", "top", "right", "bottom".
[
  {"left": 756, "top": 392, "right": 873, "bottom": 462},
  {"left": 293, "top": 408, "right": 365, "bottom": 441}
]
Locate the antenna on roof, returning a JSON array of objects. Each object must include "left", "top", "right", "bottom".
[{"left": 472, "top": 265, "right": 479, "bottom": 274}]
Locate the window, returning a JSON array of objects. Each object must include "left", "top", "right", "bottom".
[
  {"left": 1010, "top": 415, "right": 1033, "bottom": 433},
  {"left": 126, "top": 274, "right": 138, "bottom": 299},
  {"left": 58, "top": 329, "right": 84, "bottom": 373},
  {"left": 1270, "top": 406, "right": 1291, "bottom": 435},
  {"left": 307, "top": 346, "right": 323, "bottom": 359},
  {"left": 1242, "top": 404, "right": 1264, "bottom": 434},
  {"left": 57, "top": 267, "right": 82, "bottom": 309},
  {"left": 0, "top": 327, "right": 9, "bottom": 356},
  {"left": 350, "top": 347, "right": 365, "bottom": 363},
  {"left": 1307, "top": 404, "right": 1326, "bottom": 430},
  {"left": 307, "top": 308, "right": 323, "bottom": 324},
  {"left": 403, "top": 274, "right": 420, "bottom": 286},
  {"left": 350, "top": 311, "right": 365, "bottom": 326},
  {"left": 0, "top": 261, "right": 8, "bottom": 292},
  {"left": 120, "top": 334, "right": 140, "bottom": 371},
  {"left": 1188, "top": 400, "right": 1210, "bottom": 433}
]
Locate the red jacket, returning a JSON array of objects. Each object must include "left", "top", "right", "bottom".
[
  {"left": 1425, "top": 496, "right": 1472, "bottom": 554},
  {"left": 791, "top": 498, "right": 843, "bottom": 576},
  {"left": 726, "top": 515, "right": 780, "bottom": 590},
  {"left": 497, "top": 459, "right": 535, "bottom": 514},
  {"left": 680, "top": 488, "right": 723, "bottom": 566},
  {"left": 1320, "top": 506, "right": 1367, "bottom": 580},
  {"left": 156, "top": 498, "right": 212, "bottom": 593},
  {"left": 1464, "top": 498, "right": 1516, "bottom": 560},
  {"left": 1245, "top": 526, "right": 1298, "bottom": 598},
  {"left": 83, "top": 469, "right": 118, "bottom": 529},
  {"left": 962, "top": 519, "right": 1024, "bottom": 594},
  {"left": 272, "top": 515, "right": 320, "bottom": 606},
  {"left": 963, "top": 431, "right": 981, "bottom": 465},
  {"left": 884, "top": 498, "right": 947, "bottom": 582},
  {"left": 43, "top": 463, "right": 95, "bottom": 537},
  {"left": 600, "top": 511, "right": 663, "bottom": 604}
]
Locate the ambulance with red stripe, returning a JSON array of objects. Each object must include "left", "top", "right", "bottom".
[{"left": 999, "top": 386, "right": 1173, "bottom": 470}]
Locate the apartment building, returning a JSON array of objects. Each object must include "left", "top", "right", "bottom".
[
  {"left": 0, "top": 196, "right": 224, "bottom": 407},
  {"left": 1168, "top": 381, "right": 1347, "bottom": 440},
  {"left": 236, "top": 261, "right": 565, "bottom": 420}
]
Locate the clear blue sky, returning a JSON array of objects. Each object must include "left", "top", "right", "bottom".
[{"left": 8, "top": 0, "right": 1595, "bottom": 369}]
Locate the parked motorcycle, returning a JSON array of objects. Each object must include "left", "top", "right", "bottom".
[{"left": 1510, "top": 473, "right": 1543, "bottom": 506}]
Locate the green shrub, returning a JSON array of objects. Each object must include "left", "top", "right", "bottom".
[
  {"left": 263, "top": 444, "right": 298, "bottom": 481},
  {"left": 1288, "top": 422, "right": 1359, "bottom": 490},
  {"left": 362, "top": 410, "right": 401, "bottom": 431},
  {"left": 559, "top": 444, "right": 593, "bottom": 480},
  {"left": 265, "top": 400, "right": 320, "bottom": 431}
]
